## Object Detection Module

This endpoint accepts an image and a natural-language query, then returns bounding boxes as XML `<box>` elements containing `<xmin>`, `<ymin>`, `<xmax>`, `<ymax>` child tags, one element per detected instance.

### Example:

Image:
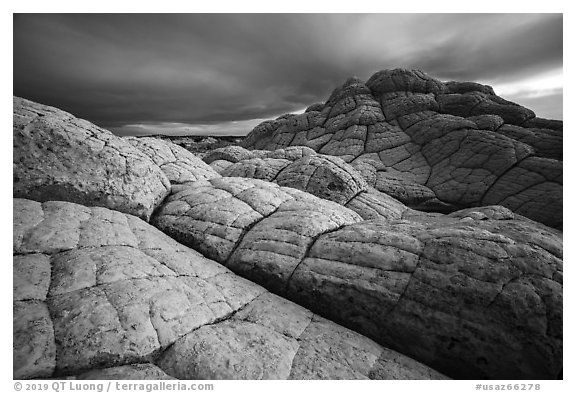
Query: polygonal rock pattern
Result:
<box><xmin>13</xmin><ymin>198</ymin><xmax>446</xmax><ymax>380</ymax></box>
<box><xmin>152</xmin><ymin>177</ymin><xmax>363</xmax><ymax>270</ymax></box>
<box><xmin>344</xmin><ymin>188</ymin><xmax>408</xmax><ymax>221</ymax></box>
<box><xmin>481</xmin><ymin>157</ymin><xmax>562</xmax><ymax>226</ymax></box>
<box><xmin>151</xmin><ymin>174</ymin><xmax>561</xmax><ymax>379</ymax></box>
<box><xmin>206</xmin><ymin>146</ymin><xmax>413</xmax><ymax>221</ymax></box>
<box><xmin>494</xmin><ymin>125</ymin><xmax>562</xmax><ymax>161</ymax></box>
<box><xmin>220</xmin><ymin>158</ymin><xmax>292</xmax><ymax>183</ymax></box>
<box><xmin>13</xmin><ymin>87</ymin><xmax>562</xmax><ymax>382</ymax></box>
<box><xmin>287</xmin><ymin>213</ymin><xmax>562</xmax><ymax>379</ymax></box>
<box><xmin>127</xmin><ymin>137</ymin><xmax>220</xmax><ymax>185</ymax></box>
<box><xmin>271</xmin><ymin>155</ymin><xmax>369</xmax><ymax>205</ymax></box>
<box><xmin>13</xmin><ymin>97</ymin><xmax>170</xmax><ymax>221</ymax></box>
<box><xmin>203</xmin><ymin>145</ymin><xmax>316</xmax><ymax>165</ymax></box>
<box><xmin>213</xmin><ymin>152</ymin><xmax>368</xmax><ymax>204</ymax></box>
<box><xmin>202</xmin><ymin>145</ymin><xmax>257</xmax><ymax>164</ymax></box>
<box><xmin>158</xmin><ymin>292</ymin><xmax>446</xmax><ymax>380</ymax></box>
<box><xmin>241</xmin><ymin>69</ymin><xmax>562</xmax><ymax>228</ymax></box>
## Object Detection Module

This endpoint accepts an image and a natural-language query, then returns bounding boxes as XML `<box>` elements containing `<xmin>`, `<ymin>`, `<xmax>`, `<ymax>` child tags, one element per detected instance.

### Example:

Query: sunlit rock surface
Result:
<box><xmin>13</xmin><ymin>97</ymin><xmax>170</xmax><ymax>221</ymax></box>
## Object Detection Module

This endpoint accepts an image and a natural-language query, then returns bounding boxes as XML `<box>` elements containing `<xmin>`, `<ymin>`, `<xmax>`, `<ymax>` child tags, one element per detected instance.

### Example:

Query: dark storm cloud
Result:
<box><xmin>397</xmin><ymin>14</ymin><xmax>563</xmax><ymax>83</ymax></box>
<box><xmin>13</xmin><ymin>13</ymin><xmax>562</xmax><ymax>134</ymax></box>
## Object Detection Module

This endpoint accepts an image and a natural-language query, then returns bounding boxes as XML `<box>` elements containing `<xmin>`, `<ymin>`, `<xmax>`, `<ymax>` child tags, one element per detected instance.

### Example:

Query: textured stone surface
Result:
<box><xmin>203</xmin><ymin>145</ymin><xmax>257</xmax><ymax>164</ymax></box>
<box><xmin>151</xmin><ymin>177</ymin><xmax>562</xmax><ymax>379</ymax></box>
<box><xmin>14</xmin><ymin>300</ymin><xmax>56</xmax><ymax>379</ymax></box>
<box><xmin>494</xmin><ymin>125</ymin><xmax>562</xmax><ymax>161</ymax></box>
<box><xmin>206</xmin><ymin>147</ymin><xmax>410</xmax><ymax>221</ymax></box>
<box><xmin>241</xmin><ymin>69</ymin><xmax>562</xmax><ymax>228</ymax></box>
<box><xmin>128</xmin><ymin>137</ymin><xmax>220</xmax><ymax>185</ymax></box>
<box><xmin>220</xmin><ymin>158</ymin><xmax>292</xmax><ymax>182</ymax></box>
<box><xmin>345</xmin><ymin>188</ymin><xmax>408</xmax><ymax>220</ymax></box>
<box><xmin>274</xmin><ymin>155</ymin><xmax>368</xmax><ymax>205</ymax></box>
<box><xmin>62</xmin><ymin>364</ymin><xmax>176</xmax><ymax>380</ymax></box>
<box><xmin>158</xmin><ymin>292</ymin><xmax>447</xmax><ymax>380</ymax></box>
<box><xmin>13</xmin><ymin>84</ymin><xmax>562</xmax><ymax>381</ymax></box>
<box><xmin>13</xmin><ymin>97</ymin><xmax>170</xmax><ymax>221</ymax></box>
<box><xmin>287</xmin><ymin>215</ymin><xmax>562</xmax><ymax>379</ymax></box>
<box><xmin>152</xmin><ymin>177</ymin><xmax>363</xmax><ymax>267</ymax></box>
<box><xmin>14</xmin><ymin>198</ymin><xmax>443</xmax><ymax>380</ymax></box>
<box><xmin>482</xmin><ymin>157</ymin><xmax>562</xmax><ymax>228</ymax></box>
<box><xmin>204</xmin><ymin>145</ymin><xmax>316</xmax><ymax>165</ymax></box>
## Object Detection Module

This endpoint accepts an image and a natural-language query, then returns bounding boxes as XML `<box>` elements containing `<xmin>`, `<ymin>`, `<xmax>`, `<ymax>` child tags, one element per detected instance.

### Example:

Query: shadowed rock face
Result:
<box><xmin>241</xmin><ymin>69</ymin><xmax>562</xmax><ymax>229</ymax></box>
<box><xmin>13</xmin><ymin>78</ymin><xmax>562</xmax><ymax>381</ymax></box>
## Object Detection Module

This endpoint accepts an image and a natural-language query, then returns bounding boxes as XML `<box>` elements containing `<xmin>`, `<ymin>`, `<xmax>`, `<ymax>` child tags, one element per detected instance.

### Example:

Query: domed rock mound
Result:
<box><xmin>126</xmin><ymin>137</ymin><xmax>221</xmax><ymax>185</ymax></box>
<box><xmin>241</xmin><ymin>69</ymin><xmax>562</xmax><ymax>229</ymax></box>
<box><xmin>203</xmin><ymin>145</ymin><xmax>439</xmax><ymax>221</ymax></box>
<box><xmin>13</xmin><ymin>97</ymin><xmax>171</xmax><ymax>221</ymax></box>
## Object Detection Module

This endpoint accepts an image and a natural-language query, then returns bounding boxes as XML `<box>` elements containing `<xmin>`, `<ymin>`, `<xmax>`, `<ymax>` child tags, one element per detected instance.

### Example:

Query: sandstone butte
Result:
<box><xmin>13</xmin><ymin>68</ymin><xmax>562</xmax><ymax>380</ymax></box>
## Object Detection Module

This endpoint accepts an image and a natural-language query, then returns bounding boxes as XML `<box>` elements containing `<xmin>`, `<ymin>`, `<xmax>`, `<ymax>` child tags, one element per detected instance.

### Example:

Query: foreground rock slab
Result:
<box><xmin>13</xmin><ymin>198</ymin><xmax>446</xmax><ymax>380</ymax></box>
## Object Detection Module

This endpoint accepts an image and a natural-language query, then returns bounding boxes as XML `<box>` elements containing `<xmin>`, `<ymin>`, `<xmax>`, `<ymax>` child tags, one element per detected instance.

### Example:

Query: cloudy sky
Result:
<box><xmin>13</xmin><ymin>14</ymin><xmax>562</xmax><ymax>136</ymax></box>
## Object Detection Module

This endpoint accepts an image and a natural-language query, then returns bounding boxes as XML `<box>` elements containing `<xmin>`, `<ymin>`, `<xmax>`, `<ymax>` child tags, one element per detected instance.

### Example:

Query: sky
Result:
<box><xmin>13</xmin><ymin>13</ymin><xmax>563</xmax><ymax>136</ymax></box>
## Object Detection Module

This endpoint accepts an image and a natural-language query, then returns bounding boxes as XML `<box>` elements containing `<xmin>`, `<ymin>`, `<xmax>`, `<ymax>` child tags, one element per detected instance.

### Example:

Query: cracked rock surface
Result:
<box><xmin>13</xmin><ymin>87</ymin><xmax>562</xmax><ymax>381</ymax></box>
<box><xmin>13</xmin><ymin>198</ymin><xmax>446</xmax><ymax>380</ymax></box>
<box><xmin>127</xmin><ymin>137</ymin><xmax>220</xmax><ymax>185</ymax></box>
<box><xmin>152</xmin><ymin>177</ymin><xmax>363</xmax><ymax>270</ymax></box>
<box><xmin>13</xmin><ymin>97</ymin><xmax>170</xmax><ymax>221</ymax></box>
<box><xmin>153</xmin><ymin>174</ymin><xmax>562</xmax><ymax>379</ymax></box>
<box><xmin>205</xmin><ymin>145</ymin><xmax>409</xmax><ymax>221</ymax></box>
<box><xmin>241</xmin><ymin>69</ymin><xmax>562</xmax><ymax>228</ymax></box>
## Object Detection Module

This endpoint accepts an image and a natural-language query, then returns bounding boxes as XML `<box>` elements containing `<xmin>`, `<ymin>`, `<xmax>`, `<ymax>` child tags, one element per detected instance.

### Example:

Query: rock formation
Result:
<box><xmin>12</xmin><ymin>68</ymin><xmax>562</xmax><ymax>380</ymax></box>
<box><xmin>14</xmin><ymin>198</ymin><xmax>448</xmax><ymax>380</ymax></box>
<box><xmin>241</xmin><ymin>69</ymin><xmax>562</xmax><ymax>229</ymax></box>
<box><xmin>14</xmin><ymin>98</ymin><xmax>170</xmax><ymax>221</ymax></box>
<box><xmin>154</xmin><ymin>177</ymin><xmax>562</xmax><ymax>379</ymax></box>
